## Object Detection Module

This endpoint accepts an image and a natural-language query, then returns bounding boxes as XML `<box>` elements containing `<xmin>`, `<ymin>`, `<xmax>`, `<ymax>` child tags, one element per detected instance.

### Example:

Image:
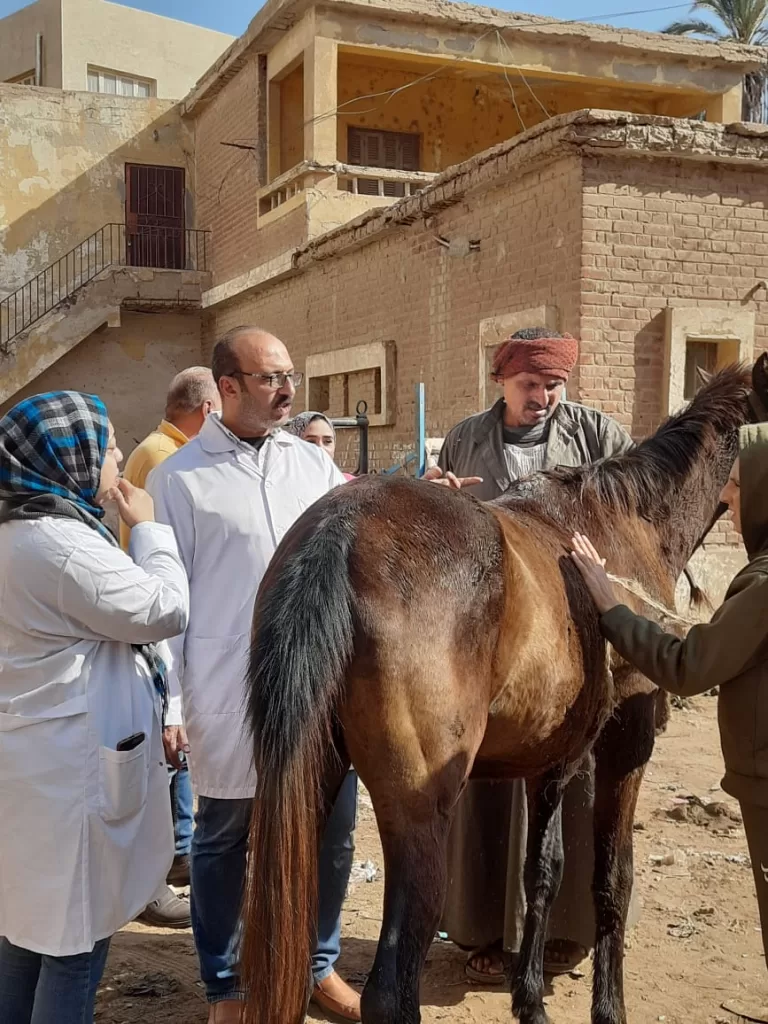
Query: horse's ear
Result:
<box><xmin>696</xmin><ymin>365</ymin><xmax>714</xmax><ymax>387</ymax></box>
<box><xmin>753</xmin><ymin>351</ymin><xmax>768</xmax><ymax>405</ymax></box>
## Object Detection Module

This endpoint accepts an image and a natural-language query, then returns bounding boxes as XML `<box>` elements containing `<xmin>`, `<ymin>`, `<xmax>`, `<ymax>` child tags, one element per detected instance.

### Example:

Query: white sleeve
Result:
<box><xmin>58</xmin><ymin>522</ymin><xmax>189</xmax><ymax>644</ymax></box>
<box><xmin>147</xmin><ymin>467</ymin><xmax>196</xmax><ymax>722</ymax></box>
<box><xmin>329</xmin><ymin>461</ymin><xmax>346</xmax><ymax>490</ymax></box>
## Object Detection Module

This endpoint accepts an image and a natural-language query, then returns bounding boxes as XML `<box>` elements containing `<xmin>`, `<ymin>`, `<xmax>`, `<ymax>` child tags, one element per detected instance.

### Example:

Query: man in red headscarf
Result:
<box><xmin>437</xmin><ymin>326</ymin><xmax>636</xmax><ymax>982</ymax></box>
<box><xmin>437</xmin><ymin>326</ymin><xmax>632</xmax><ymax>501</ymax></box>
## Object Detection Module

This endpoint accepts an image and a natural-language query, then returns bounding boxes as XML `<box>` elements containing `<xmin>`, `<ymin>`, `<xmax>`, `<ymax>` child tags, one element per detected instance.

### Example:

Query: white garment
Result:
<box><xmin>0</xmin><ymin>519</ymin><xmax>189</xmax><ymax>956</ymax></box>
<box><xmin>147</xmin><ymin>414</ymin><xmax>345</xmax><ymax>800</ymax></box>
<box><xmin>503</xmin><ymin>441</ymin><xmax>548</xmax><ymax>480</ymax></box>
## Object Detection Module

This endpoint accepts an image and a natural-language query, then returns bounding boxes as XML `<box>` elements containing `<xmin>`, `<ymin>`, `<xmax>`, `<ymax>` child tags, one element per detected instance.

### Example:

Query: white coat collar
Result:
<box><xmin>198</xmin><ymin>413</ymin><xmax>295</xmax><ymax>455</ymax></box>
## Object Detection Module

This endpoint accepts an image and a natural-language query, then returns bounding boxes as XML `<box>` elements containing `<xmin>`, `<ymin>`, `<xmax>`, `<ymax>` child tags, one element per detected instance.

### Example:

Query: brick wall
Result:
<box><xmin>204</xmin><ymin>155</ymin><xmax>584</xmax><ymax>472</ymax></box>
<box><xmin>198</xmin><ymin>113</ymin><xmax>768</xmax><ymax>553</ymax></box>
<box><xmin>195</xmin><ymin>59</ymin><xmax>266</xmax><ymax>286</ymax></box>
<box><xmin>580</xmin><ymin>153</ymin><xmax>768</xmax><ymax>546</ymax></box>
<box><xmin>195</xmin><ymin>57</ymin><xmax>309</xmax><ymax>288</ymax></box>
<box><xmin>580</xmin><ymin>154</ymin><xmax>768</xmax><ymax>438</ymax></box>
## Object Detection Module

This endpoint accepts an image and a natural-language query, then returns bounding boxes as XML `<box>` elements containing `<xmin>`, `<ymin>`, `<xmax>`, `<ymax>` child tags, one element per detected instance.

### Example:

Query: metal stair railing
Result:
<box><xmin>0</xmin><ymin>223</ymin><xmax>211</xmax><ymax>353</ymax></box>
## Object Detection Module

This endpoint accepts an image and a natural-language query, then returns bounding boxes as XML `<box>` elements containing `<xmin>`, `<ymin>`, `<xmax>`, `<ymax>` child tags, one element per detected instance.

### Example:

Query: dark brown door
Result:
<box><xmin>125</xmin><ymin>164</ymin><xmax>185</xmax><ymax>269</ymax></box>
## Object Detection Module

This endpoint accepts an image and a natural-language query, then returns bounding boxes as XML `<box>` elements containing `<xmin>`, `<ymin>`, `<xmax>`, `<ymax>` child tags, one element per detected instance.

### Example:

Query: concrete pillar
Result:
<box><xmin>303</xmin><ymin>37</ymin><xmax>338</xmax><ymax>165</ymax></box>
<box><xmin>706</xmin><ymin>82</ymin><xmax>743</xmax><ymax>124</ymax></box>
<box><xmin>268</xmin><ymin>80</ymin><xmax>281</xmax><ymax>181</ymax></box>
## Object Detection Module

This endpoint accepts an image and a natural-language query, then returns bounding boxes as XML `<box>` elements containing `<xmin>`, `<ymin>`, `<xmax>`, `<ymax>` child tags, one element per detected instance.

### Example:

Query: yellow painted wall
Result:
<box><xmin>0</xmin><ymin>85</ymin><xmax>193</xmax><ymax>298</ymax></box>
<box><xmin>0</xmin><ymin>0</ymin><xmax>63</xmax><ymax>87</ymax></box>
<box><xmin>0</xmin><ymin>0</ymin><xmax>232</xmax><ymax>99</ymax></box>
<box><xmin>334</xmin><ymin>58</ymin><xmax>692</xmax><ymax>172</ymax></box>
<box><xmin>0</xmin><ymin>310</ymin><xmax>203</xmax><ymax>464</ymax></box>
<box><xmin>280</xmin><ymin>63</ymin><xmax>305</xmax><ymax>174</ymax></box>
<box><xmin>60</xmin><ymin>0</ymin><xmax>233</xmax><ymax>99</ymax></box>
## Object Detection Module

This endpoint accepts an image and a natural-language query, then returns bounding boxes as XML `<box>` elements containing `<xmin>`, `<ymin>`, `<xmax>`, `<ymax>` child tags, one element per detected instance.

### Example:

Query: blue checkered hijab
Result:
<box><xmin>0</xmin><ymin>391</ymin><xmax>169</xmax><ymax>719</ymax></box>
<box><xmin>0</xmin><ymin>391</ymin><xmax>110</xmax><ymax>534</ymax></box>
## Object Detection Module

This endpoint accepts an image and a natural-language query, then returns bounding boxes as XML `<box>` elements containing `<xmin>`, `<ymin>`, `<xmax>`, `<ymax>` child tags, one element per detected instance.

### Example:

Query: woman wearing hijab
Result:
<box><xmin>286</xmin><ymin>411</ymin><xmax>356</xmax><ymax>480</ymax></box>
<box><xmin>0</xmin><ymin>391</ymin><xmax>189</xmax><ymax>1024</ymax></box>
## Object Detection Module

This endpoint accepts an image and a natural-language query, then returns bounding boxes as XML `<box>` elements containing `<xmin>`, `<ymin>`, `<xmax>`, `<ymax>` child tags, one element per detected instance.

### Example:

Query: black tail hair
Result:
<box><xmin>242</xmin><ymin>506</ymin><xmax>356</xmax><ymax>1024</ymax></box>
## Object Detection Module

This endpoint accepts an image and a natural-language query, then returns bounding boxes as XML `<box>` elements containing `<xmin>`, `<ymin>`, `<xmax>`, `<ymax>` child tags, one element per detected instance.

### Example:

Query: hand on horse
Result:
<box><xmin>424</xmin><ymin>467</ymin><xmax>483</xmax><ymax>490</ymax></box>
<box><xmin>571</xmin><ymin>533</ymin><xmax>620</xmax><ymax>615</ymax></box>
<box><xmin>163</xmin><ymin>724</ymin><xmax>191</xmax><ymax>769</ymax></box>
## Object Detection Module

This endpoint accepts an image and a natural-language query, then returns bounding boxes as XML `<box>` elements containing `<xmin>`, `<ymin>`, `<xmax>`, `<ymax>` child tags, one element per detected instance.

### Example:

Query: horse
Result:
<box><xmin>241</xmin><ymin>359</ymin><xmax>765</xmax><ymax>1024</ymax></box>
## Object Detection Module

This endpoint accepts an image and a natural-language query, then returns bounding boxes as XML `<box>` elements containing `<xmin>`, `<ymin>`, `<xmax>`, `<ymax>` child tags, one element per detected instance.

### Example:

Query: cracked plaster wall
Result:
<box><xmin>0</xmin><ymin>85</ymin><xmax>192</xmax><ymax>300</ymax></box>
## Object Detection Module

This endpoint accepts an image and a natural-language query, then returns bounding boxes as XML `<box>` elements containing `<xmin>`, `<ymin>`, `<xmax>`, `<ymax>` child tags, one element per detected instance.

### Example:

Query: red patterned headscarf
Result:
<box><xmin>491</xmin><ymin>332</ymin><xmax>579</xmax><ymax>382</ymax></box>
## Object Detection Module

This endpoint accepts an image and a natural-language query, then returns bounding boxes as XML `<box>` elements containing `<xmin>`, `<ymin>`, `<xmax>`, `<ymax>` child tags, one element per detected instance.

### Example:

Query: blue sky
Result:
<box><xmin>0</xmin><ymin>0</ymin><xmax>699</xmax><ymax>37</ymax></box>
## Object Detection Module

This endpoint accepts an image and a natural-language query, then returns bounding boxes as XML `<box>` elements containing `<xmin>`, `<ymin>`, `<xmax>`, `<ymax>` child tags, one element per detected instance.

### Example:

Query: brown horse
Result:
<box><xmin>242</xmin><ymin>361</ymin><xmax>764</xmax><ymax>1024</ymax></box>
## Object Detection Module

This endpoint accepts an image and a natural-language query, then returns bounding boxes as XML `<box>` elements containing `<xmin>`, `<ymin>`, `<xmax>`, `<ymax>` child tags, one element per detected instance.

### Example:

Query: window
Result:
<box><xmin>663</xmin><ymin>307</ymin><xmax>754</xmax><ymax>415</ymax></box>
<box><xmin>348</xmin><ymin>127</ymin><xmax>420</xmax><ymax>171</ymax></box>
<box><xmin>305</xmin><ymin>341</ymin><xmax>396</xmax><ymax>427</ymax></box>
<box><xmin>8</xmin><ymin>71</ymin><xmax>35</xmax><ymax>85</ymax></box>
<box><xmin>87</xmin><ymin>66</ymin><xmax>154</xmax><ymax>98</ymax></box>
<box><xmin>683</xmin><ymin>340</ymin><xmax>718</xmax><ymax>401</ymax></box>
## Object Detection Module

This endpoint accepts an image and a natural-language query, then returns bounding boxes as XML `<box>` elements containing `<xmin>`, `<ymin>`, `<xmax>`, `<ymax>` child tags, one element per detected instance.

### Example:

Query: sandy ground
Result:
<box><xmin>96</xmin><ymin>695</ymin><xmax>768</xmax><ymax>1024</ymax></box>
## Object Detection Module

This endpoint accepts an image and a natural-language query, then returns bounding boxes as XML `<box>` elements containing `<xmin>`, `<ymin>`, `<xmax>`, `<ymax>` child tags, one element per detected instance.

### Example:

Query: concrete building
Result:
<box><xmin>0</xmin><ymin>0</ymin><xmax>233</xmax><ymax>98</ymax></box>
<box><xmin>2</xmin><ymin>0</ymin><xmax>767</xmax><ymax>574</ymax></box>
<box><xmin>0</xmin><ymin>84</ymin><xmax>209</xmax><ymax>455</ymax></box>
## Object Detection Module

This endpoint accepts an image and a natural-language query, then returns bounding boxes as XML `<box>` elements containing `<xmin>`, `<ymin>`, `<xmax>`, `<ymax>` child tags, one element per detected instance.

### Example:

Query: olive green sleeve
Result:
<box><xmin>600</xmin><ymin>571</ymin><xmax>768</xmax><ymax>697</ymax></box>
<box><xmin>599</xmin><ymin>416</ymin><xmax>635</xmax><ymax>458</ymax></box>
<box><xmin>438</xmin><ymin>429</ymin><xmax>455</xmax><ymax>473</ymax></box>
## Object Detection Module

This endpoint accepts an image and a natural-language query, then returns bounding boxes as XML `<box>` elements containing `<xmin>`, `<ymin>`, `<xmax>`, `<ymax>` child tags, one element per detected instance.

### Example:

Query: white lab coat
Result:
<box><xmin>148</xmin><ymin>413</ymin><xmax>345</xmax><ymax>800</ymax></box>
<box><xmin>0</xmin><ymin>517</ymin><xmax>189</xmax><ymax>956</ymax></box>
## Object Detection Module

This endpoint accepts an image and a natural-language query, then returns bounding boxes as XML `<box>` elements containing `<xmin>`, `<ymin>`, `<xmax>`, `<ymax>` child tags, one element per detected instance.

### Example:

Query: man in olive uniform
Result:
<box><xmin>438</xmin><ymin>326</ymin><xmax>636</xmax><ymax>982</ymax></box>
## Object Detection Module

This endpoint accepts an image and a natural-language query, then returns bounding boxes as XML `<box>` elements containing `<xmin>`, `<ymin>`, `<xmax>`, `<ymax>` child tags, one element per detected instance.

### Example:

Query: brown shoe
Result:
<box><xmin>167</xmin><ymin>853</ymin><xmax>191</xmax><ymax>887</ymax></box>
<box><xmin>206</xmin><ymin>999</ymin><xmax>243</xmax><ymax>1023</ymax></box>
<box><xmin>311</xmin><ymin>971</ymin><xmax>362</xmax><ymax>1022</ymax></box>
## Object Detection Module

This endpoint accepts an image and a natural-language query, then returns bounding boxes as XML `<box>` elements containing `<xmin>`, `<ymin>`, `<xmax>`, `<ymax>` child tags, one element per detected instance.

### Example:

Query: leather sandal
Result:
<box><xmin>311</xmin><ymin>971</ymin><xmax>362</xmax><ymax>1022</ymax></box>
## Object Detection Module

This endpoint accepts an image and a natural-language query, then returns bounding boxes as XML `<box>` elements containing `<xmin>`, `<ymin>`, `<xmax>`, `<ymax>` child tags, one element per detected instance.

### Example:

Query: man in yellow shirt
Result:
<box><xmin>123</xmin><ymin>366</ymin><xmax>220</xmax><ymax>929</ymax></box>
<box><xmin>120</xmin><ymin>367</ymin><xmax>220</xmax><ymax>548</ymax></box>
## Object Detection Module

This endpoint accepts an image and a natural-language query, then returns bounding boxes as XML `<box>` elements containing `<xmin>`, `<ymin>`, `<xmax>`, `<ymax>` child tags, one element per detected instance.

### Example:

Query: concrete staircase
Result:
<box><xmin>0</xmin><ymin>265</ymin><xmax>211</xmax><ymax>404</ymax></box>
<box><xmin>0</xmin><ymin>223</ymin><xmax>211</xmax><ymax>403</ymax></box>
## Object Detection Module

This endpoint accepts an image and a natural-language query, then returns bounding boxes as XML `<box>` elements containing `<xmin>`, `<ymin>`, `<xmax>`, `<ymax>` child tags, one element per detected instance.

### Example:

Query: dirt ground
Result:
<box><xmin>97</xmin><ymin>695</ymin><xmax>768</xmax><ymax>1024</ymax></box>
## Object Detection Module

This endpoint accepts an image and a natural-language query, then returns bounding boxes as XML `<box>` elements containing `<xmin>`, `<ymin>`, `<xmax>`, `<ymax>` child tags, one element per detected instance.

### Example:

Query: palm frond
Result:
<box><xmin>685</xmin><ymin>0</ymin><xmax>768</xmax><ymax>42</ymax></box>
<box><xmin>663</xmin><ymin>17</ymin><xmax>726</xmax><ymax>36</ymax></box>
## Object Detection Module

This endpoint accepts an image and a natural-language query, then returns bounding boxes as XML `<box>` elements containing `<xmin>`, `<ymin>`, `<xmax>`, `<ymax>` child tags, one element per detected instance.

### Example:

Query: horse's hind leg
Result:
<box><xmin>591</xmin><ymin>690</ymin><xmax>655</xmax><ymax>1024</ymax></box>
<box><xmin>512</xmin><ymin>769</ymin><xmax>567</xmax><ymax>1024</ymax></box>
<box><xmin>349</xmin><ymin>673</ymin><xmax>486</xmax><ymax>1024</ymax></box>
<box><xmin>362</xmin><ymin>798</ymin><xmax>455</xmax><ymax>1024</ymax></box>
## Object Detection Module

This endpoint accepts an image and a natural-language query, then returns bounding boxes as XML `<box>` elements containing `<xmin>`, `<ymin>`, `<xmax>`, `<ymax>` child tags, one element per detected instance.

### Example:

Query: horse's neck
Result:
<box><xmin>654</xmin><ymin>470</ymin><xmax>725</xmax><ymax>579</ymax></box>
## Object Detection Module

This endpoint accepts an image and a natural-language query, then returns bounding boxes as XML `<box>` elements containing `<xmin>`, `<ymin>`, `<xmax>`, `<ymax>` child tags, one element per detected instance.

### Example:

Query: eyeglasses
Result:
<box><xmin>233</xmin><ymin>370</ymin><xmax>304</xmax><ymax>389</ymax></box>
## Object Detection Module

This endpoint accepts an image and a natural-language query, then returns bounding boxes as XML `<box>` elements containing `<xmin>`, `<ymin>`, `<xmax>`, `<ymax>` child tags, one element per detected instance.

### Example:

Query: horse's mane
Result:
<box><xmin>551</xmin><ymin>365</ymin><xmax>751</xmax><ymax>519</ymax></box>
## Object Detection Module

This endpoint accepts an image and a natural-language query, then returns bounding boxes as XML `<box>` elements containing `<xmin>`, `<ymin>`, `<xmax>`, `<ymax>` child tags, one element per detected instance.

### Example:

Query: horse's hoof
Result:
<box><xmin>513</xmin><ymin>1005</ymin><xmax>550</xmax><ymax>1024</ymax></box>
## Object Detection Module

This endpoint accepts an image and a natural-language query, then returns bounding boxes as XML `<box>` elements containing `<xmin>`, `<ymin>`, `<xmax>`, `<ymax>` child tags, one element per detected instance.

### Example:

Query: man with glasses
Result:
<box><xmin>148</xmin><ymin>326</ymin><xmax>361</xmax><ymax>1024</ymax></box>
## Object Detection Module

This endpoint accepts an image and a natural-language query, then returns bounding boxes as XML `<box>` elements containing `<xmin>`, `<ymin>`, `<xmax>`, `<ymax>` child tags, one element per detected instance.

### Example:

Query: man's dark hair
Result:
<box><xmin>211</xmin><ymin>326</ymin><xmax>252</xmax><ymax>384</ymax></box>
<box><xmin>510</xmin><ymin>327</ymin><xmax>563</xmax><ymax>341</ymax></box>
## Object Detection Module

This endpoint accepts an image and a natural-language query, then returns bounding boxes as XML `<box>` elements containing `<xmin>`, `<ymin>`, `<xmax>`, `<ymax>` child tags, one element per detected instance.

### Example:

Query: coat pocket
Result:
<box><xmin>99</xmin><ymin>738</ymin><xmax>148</xmax><ymax>822</ymax></box>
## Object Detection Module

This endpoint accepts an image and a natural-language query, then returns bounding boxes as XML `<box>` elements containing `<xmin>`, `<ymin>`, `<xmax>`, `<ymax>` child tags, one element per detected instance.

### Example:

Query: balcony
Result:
<box><xmin>257</xmin><ymin>160</ymin><xmax>437</xmax><ymax>230</ymax></box>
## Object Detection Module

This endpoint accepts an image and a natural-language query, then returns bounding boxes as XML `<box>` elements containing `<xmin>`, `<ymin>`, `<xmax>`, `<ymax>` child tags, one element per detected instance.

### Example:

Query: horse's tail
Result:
<box><xmin>241</xmin><ymin>505</ymin><xmax>356</xmax><ymax>1024</ymax></box>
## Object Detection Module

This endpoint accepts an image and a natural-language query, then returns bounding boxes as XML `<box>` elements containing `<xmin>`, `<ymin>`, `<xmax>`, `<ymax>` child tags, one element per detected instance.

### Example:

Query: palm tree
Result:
<box><xmin>664</xmin><ymin>0</ymin><xmax>768</xmax><ymax>121</ymax></box>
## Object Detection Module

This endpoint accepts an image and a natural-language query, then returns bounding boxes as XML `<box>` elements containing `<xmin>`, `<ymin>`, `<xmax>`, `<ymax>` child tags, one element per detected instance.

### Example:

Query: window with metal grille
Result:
<box><xmin>348</xmin><ymin>127</ymin><xmax>420</xmax><ymax>172</ymax></box>
<box><xmin>87</xmin><ymin>65</ymin><xmax>155</xmax><ymax>98</ymax></box>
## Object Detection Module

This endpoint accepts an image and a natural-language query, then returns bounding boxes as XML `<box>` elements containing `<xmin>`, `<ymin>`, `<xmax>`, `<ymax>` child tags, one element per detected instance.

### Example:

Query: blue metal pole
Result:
<box><xmin>415</xmin><ymin>382</ymin><xmax>426</xmax><ymax>478</ymax></box>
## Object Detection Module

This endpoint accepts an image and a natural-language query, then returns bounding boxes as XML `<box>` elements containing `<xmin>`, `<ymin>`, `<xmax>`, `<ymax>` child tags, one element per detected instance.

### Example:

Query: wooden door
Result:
<box><xmin>125</xmin><ymin>164</ymin><xmax>185</xmax><ymax>269</ymax></box>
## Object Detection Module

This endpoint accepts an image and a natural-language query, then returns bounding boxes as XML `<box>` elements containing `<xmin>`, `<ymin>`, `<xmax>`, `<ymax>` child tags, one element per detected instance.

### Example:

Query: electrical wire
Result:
<box><xmin>302</xmin><ymin>2</ymin><xmax>702</xmax><ymax>132</ymax></box>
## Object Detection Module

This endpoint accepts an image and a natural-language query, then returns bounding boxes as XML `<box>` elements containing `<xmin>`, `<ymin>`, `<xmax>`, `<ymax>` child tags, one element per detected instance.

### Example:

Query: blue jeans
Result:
<box><xmin>191</xmin><ymin>770</ymin><xmax>357</xmax><ymax>1002</ymax></box>
<box><xmin>170</xmin><ymin>765</ymin><xmax>194</xmax><ymax>857</ymax></box>
<box><xmin>0</xmin><ymin>936</ymin><xmax>110</xmax><ymax>1024</ymax></box>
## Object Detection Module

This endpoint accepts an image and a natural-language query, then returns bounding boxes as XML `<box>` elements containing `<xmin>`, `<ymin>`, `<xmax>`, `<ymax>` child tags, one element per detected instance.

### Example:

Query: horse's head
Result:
<box><xmin>698</xmin><ymin>352</ymin><xmax>768</xmax><ymax>423</ymax></box>
<box><xmin>750</xmin><ymin>352</ymin><xmax>768</xmax><ymax>422</ymax></box>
